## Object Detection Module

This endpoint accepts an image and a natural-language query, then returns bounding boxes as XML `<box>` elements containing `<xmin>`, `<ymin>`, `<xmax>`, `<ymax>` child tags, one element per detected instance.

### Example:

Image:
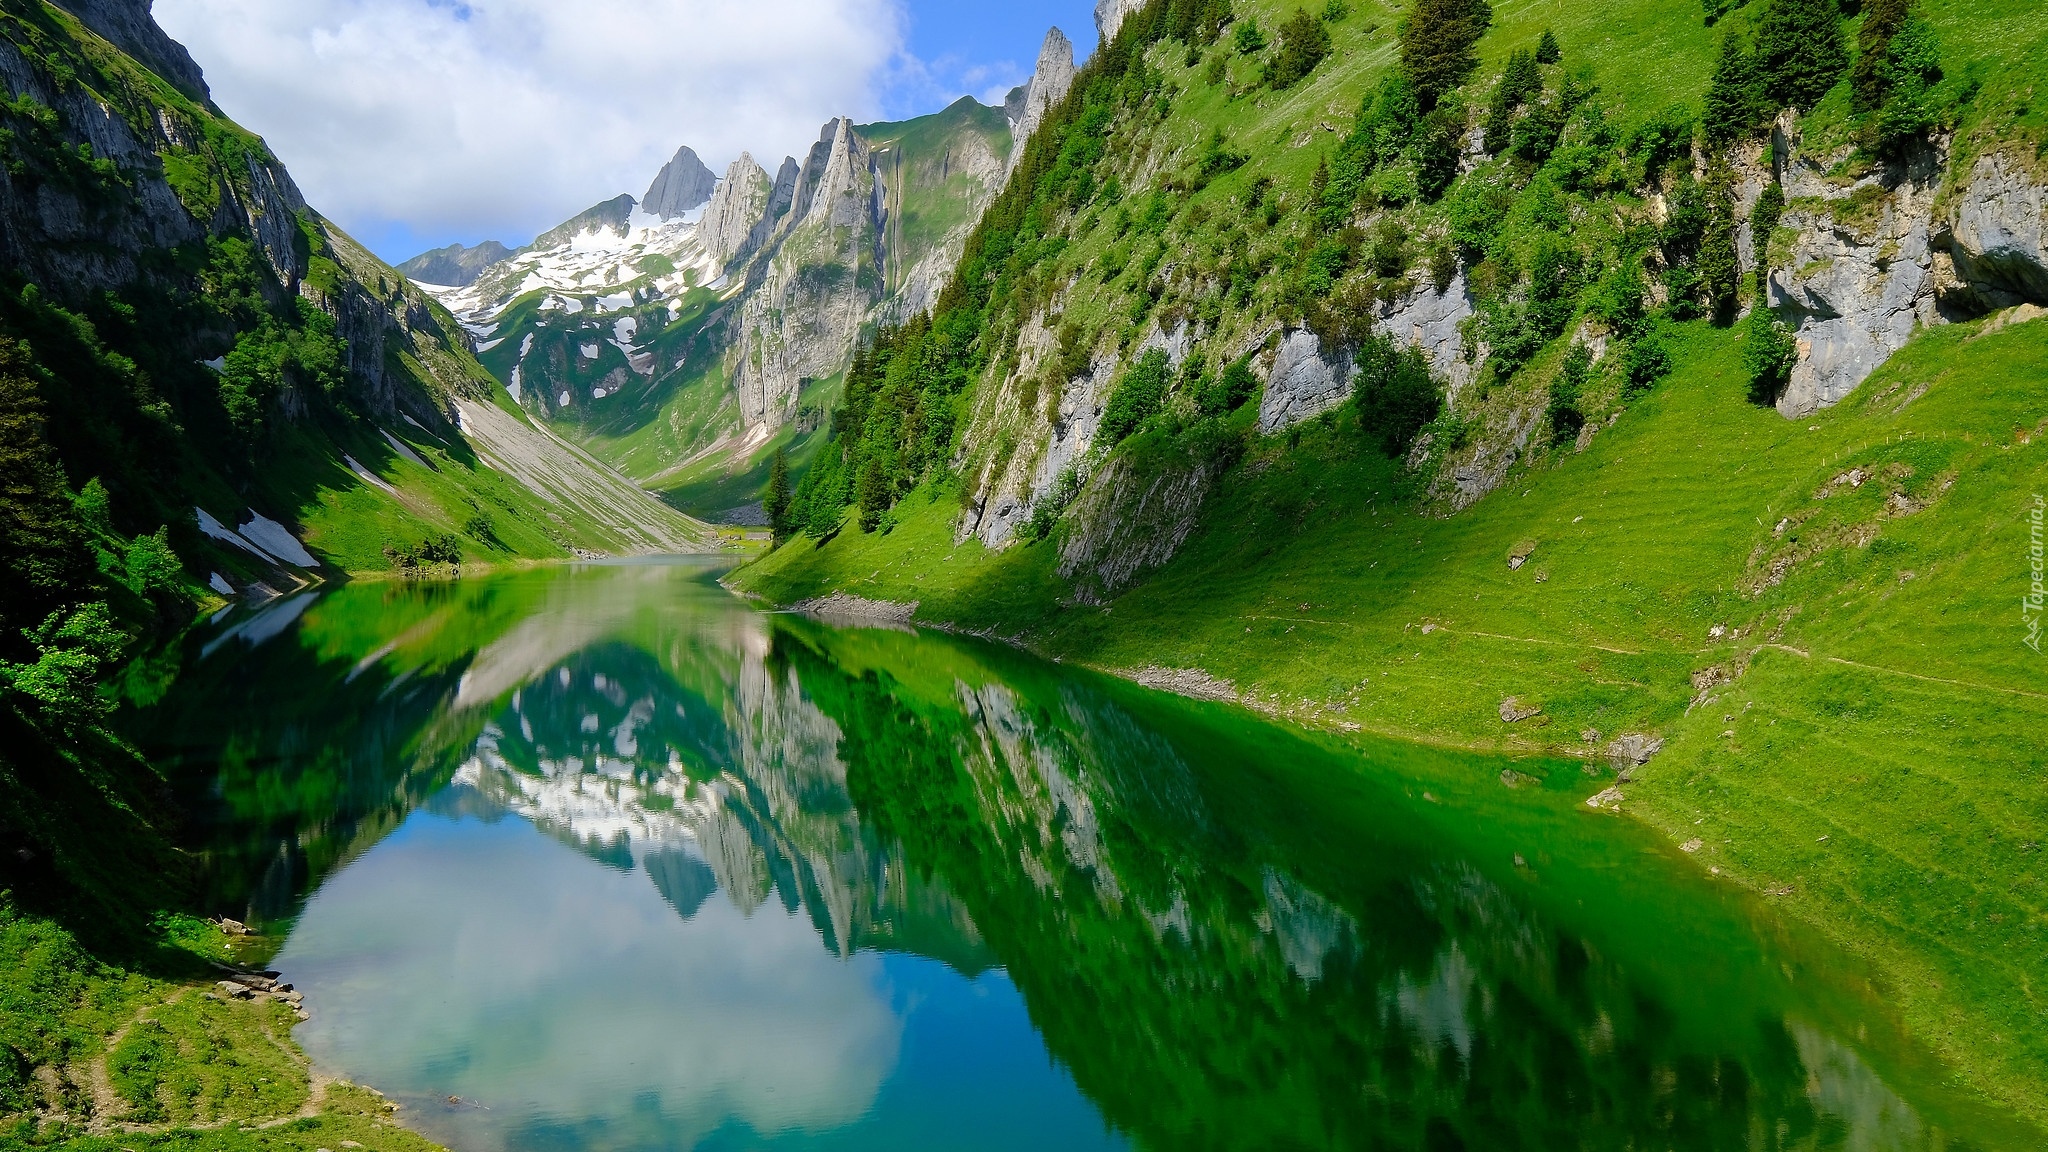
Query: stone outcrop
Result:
<box><xmin>1058</xmin><ymin>451</ymin><xmax>1216</xmax><ymax>602</ymax></box>
<box><xmin>1095</xmin><ymin>0</ymin><xmax>1146</xmax><ymax>43</ymax></box>
<box><xmin>1007</xmin><ymin>28</ymin><xmax>1077</xmax><ymax>170</ymax></box>
<box><xmin>642</xmin><ymin>145</ymin><xmax>718</xmax><ymax>218</ymax></box>
<box><xmin>1769</xmin><ymin>171</ymin><xmax>1942</xmax><ymax>417</ymax></box>
<box><xmin>698</xmin><ymin>153</ymin><xmax>772</xmax><ymax>266</ymax></box>
<box><xmin>1768</xmin><ymin>146</ymin><xmax>2048</xmax><ymax>417</ymax></box>
<box><xmin>726</xmin><ymin>106</ymin><xmax>1010</xmax><ymax>430</ymax></box>
<box><xmin>1258</xmin><ymin>330</ymin><xmax>1354</xmax><ymax>431</ymax></box>
<box><xmin>729</xmin><ymin>118</ymin><xmax>882</xmax><ymax>427</ymax></box>
<box><xmin>533</xmin><ymin>193</ymin><xmax>636</xmax><ymax>249</ymax></box>
<box><xmin>1381</xmin><ymin>273</ymin><xmax>1479</xmax><ymax>396</ymax></box>
<box><xmin>1943</xmin><ymin>152</ymin><xmax>2048</xmax><ymax>311</ymax></box>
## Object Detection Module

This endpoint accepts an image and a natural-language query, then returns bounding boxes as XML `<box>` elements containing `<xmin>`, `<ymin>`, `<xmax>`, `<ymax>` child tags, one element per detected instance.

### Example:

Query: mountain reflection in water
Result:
<box><xmin>138</xmin><ymin>560</ymin><xmax>2026</xmax><ymax>1152</ymax></box>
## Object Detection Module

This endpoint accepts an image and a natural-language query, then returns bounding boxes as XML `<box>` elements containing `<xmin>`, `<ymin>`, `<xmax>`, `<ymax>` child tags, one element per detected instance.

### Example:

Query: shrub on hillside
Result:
<box><xmin>1204</xmin><ymin>355</ymin><xmax>1260</xmax><ymax>415</ymax></box>
<box><xmin>1548</xmin><ymin>342</ymin><xmax>1592</xmax><ymax>440</ymax></box>
<box><xmin>122</xmin><ymin>527</ymin><xmax>180</xmax><ymax>604</ymax></box>
<box><xmin>1414</xmin><ymin>103</ymin><xmax>1467</xmax><ymax>202</ymax></box>
<box><xmin>1353</xmin><ymin>331</ymin><xmax>1442</xmax><ymax>456</ymax></box>
<box><xmin>0</xmin><ymin>602</ymin><xmax>124</xmax><ymax>730</ymax></box>
<box><xmin>1588</xmin><ymin>258</ymin><xmax>1647</xmax><ymax>337</ymax></box>
<box><xmin>1698</xmin><ymin>171</ymin><xmax>1741</xmax><ymax>322</ymax></box>
<box><xmin>1267</xmin><ymin>9</ymin><xmax>1333</xmax><ymax>89</ymax></box>
<box><xmin>1627</xmin><ymin>105</ymin><xmax>1696</xmax><ymax>184</ymax></box>
<box><xmin>1399</xmin><ymin>0</ymin><xmax>1494</xmax><ymax>111</ymax></box>
<box><xmin>1744</xmin><ymin>305</ymin><xmax>1798</xmax><ymax>404</ymax></box>
<box><xmin>1527</xmin><ymin>232</ymin><xmax>1585</xmax><ymax>337</ymax></box>
<box><xmin>1622</xmin><ymin>328</ymin><xmax>1672</xmax><ymax>396</ymax></box>
<box><xmin>764</xmin><ymin>448</ymin><xmax>793</xmax><ymax>541</ymax></box>
<box><xmin>1535</xmin><ymin>28</ymin><xmax>1561</xmax><ymax>65</ymax></box>
<box><xmin>1483</xmin><ymin>49</ymin><xmax>1542</xmax><ymax>154</ymax></box>
<box><xmin>1749</xmin><ymin>182</ymin><xmax>1785</xmax><ymax>294</ymax></box>
<box><xmin>1100</xmin><ymin>349</ymin><xmax>1172</xmax><ymax>447</ymax></box>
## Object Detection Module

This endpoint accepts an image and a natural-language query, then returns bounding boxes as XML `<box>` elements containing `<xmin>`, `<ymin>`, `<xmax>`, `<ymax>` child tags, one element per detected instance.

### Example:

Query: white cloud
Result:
<box><xmin>155</xmin><ymin>0</ymin><xmax>904</xmax><ymax>255</ymax></box>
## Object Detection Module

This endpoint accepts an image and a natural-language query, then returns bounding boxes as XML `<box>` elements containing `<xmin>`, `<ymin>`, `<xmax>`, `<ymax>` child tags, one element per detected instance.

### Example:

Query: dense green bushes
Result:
<box><xmin>1099</xmin><ymin>349</ymin><xmax>1172</xmax><ymax>447</ymax></box>
<box><xmin>1352</xmin><ymin>331</ymin><xmax>1442</xmax><ymax>455</ymax></box>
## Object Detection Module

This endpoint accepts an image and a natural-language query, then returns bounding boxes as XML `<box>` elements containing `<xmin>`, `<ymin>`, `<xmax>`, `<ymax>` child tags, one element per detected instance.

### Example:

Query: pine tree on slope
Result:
<box><xmin>1753</xmin><ymin>0</ymin><xmax>1848</xmax><ymax>111</ymax></box>
<box><xmin>1399</xmin><ymin>0</ymin><xmax>1495</xmax><ymax>111</ymax></box>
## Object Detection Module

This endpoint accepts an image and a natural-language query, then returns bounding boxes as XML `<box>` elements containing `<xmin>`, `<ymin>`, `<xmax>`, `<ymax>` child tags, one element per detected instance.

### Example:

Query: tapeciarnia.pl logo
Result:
<box><xmin>2028</xmin><ymin>494</ymin><xmax>2045</xmax><ymax>652</ymax></box>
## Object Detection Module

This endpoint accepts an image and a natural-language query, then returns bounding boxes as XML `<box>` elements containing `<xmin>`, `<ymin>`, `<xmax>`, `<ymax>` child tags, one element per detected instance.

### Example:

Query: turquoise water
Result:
<box><xmin>140</xmin><ymin>560</ymin><xmax>2034</xmax><ymax>1151</ymax></box>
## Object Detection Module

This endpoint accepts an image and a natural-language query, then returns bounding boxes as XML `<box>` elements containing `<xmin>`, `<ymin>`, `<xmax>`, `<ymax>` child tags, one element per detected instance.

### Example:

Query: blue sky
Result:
<box><xmin>156</xmin><ymin>0</ymin><xmax>1100</xmax><ymax>263</ymax></box>
<box><xmin>885</xmin><ymin>1</ymin><xmax>1097</xmax><ymax>118</ymax></box>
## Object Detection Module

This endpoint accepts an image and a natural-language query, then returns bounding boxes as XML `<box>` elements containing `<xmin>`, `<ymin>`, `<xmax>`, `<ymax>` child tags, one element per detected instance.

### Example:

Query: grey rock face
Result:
<box><xmin>51</xmin><ymin>0</ymin><xmax>207</xmax><ymax>97</ymax></box>
<box><xmin>1378</xmin><ymin>273</ymin><xmax>1478</xmax><ymax>398</ymax></box>
<box><xmin>1094</xmin><ymin>0</ymin><xmax>1145</xmax><ymax>43</ymax></box>
<box><xmin>1770</xmin><ymin>177</ymin><xmax>1941</xmax><ymax>418</ymax></box>
<box><xmin>0</xmin><ymin>28</ymin><xmax>300</xmax><ymax>296</ymax></box>
<box><xmin>699</xmin><ymin>152</ymin><xmax>772</xmax><ymax>267</ymax></box>
<box><xmin>730</xmin><ymin>119</ymin><xmax>880</xmax><ymax>428</ymax></box>
<box><xmin>1258</xmin><ymin>330</ymin><xmax>1353</xmax><ymax>431</ymax></box>
<box><xmin>1946</xmin><ymin>152</ymin><xmax>2048</xmax><ymax>310</ymax></box>
<box><xmin>397</xmin><ymin>240</ymin><xmax>515</xmax><ymax>288</ymax></box>
<box><xmin>1007</xmin><ymin>28</ymin><xmax>1076</xmax><ymax>170</ymax></box>
<box><xmin>643</xmin><ymin>145</ymin><xmax>718</xmax><ymax>218</ymax></box>
<box><xmin>1058</xmin><ymin>452</ymin><xmax>1215</xmax><ymax>603</ymax></box>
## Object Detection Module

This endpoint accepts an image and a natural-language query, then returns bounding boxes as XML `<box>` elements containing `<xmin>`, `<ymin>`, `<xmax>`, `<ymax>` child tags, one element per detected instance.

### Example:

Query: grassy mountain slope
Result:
<box><xmin>733</xmin><ymin>0</ymin><xmax>2048</xmax><ymax>1126</ymax></box>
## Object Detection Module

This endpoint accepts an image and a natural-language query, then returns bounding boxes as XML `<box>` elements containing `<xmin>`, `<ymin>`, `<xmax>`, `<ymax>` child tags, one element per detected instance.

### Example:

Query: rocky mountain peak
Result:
<box><xmin>51</xmin><ymin>0</ymin><xmax>208</xmax><ymax>98</ymax></box>
<box><xmin>397</xmin><ymin>240</ymin><xmax>517</xmax><ymax>288</ymax></box>
<box><xmin>1008</xmin><ymin>27</ymin><xmax>1076</xmax><ymax>170</ymax></box>
<box><xmin>643</xmin><ymin>145</ymin><xmax>718</xmax><ymax>219</ymax></box>
<box><xmin>532</xmin><ymin>194</ymin><xmax>638</xmax><ymax>250</ymax></box>
<box><xmin>699</xmin><ymin>152</ymin><xmax>773</xmax><ymax>266</ymax></box>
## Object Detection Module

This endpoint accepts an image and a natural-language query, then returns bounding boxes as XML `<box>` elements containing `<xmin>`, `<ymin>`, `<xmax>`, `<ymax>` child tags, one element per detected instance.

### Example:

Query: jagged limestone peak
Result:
<box><xmin>1009</xmin><ymin>27</ymin><xmax>1077</xmax><ymax>170</ymax></box>
<box><xmin>699</xmin><ymin>152</ymin><xmax>773</xmax><ymax>266</ymax></box>
<box><xmin>643</xmin><ymin>145</ymin><xmax>718</xmax><ymax>218</ymax></box>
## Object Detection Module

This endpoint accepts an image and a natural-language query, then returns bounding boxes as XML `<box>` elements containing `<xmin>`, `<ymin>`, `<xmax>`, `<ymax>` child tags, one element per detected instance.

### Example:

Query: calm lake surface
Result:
<box><xmin>138</xmin><ymin>560</ymin><xmax>2030</xmax><ymax>1151</ymax></box>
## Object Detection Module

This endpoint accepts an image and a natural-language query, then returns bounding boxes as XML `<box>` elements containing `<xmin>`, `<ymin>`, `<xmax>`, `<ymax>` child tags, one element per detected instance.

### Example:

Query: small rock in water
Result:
<box><xmin>1586</xmin><ymin>786</ymin><xmax>1625</xmax><ymax>810</ymax></box>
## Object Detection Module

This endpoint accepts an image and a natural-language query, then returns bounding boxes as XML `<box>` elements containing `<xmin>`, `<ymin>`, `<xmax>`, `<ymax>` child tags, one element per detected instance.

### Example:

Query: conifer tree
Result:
<box><xmin>1702</xmin><ymin>31</ymin><xmax>1767</xmax><ymax>146</ymax></box>
<box><xmin>1399</xmin><ymin>0</ymin><xmax>1495</xmax><ymax>111</ymax></box>
<box><xmin>1753</xmin><ymin>0</ymin><xmax>1848</xmax><ymax>111</ymax></box>
<box><xmin>764</xmin><ymin>447</ymin><xmax>792</xmax><ymax>540</ymax></box>
<box><xmin>1698</xmin><ymin>168</ymin><xmax>1741</xmax><ymax>322</ymax></box>
<box><xmin>1534</xmin><ymin>28</ymin><xmax>1561</xmax><ymax>65</ymax></box>
<box><xmin>1852</xmin><ymin>0</ymin><xmax>1910</xmax><ymax>113</ymax></box>
<box><xmin>1483</xmin><ymin>49</ymin><xmax>1542</xmax><ymax>153</ymax></box>
<box><xmin>1268</xmin><ymin>8</ymin><xmax>1333</xmax><ymax>89</ymax></box>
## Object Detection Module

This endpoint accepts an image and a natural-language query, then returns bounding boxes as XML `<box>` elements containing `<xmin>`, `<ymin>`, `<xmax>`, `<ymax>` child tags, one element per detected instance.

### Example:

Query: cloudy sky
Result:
<box><xmin>155</xmin><ymin>0</ymin><xmax>1097</xmax><ymax>263</ymax></box>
